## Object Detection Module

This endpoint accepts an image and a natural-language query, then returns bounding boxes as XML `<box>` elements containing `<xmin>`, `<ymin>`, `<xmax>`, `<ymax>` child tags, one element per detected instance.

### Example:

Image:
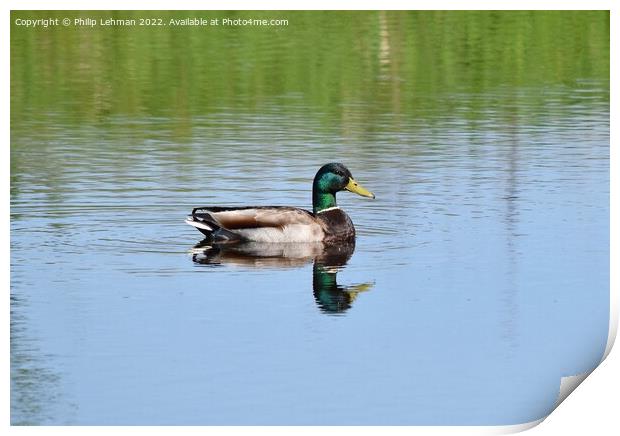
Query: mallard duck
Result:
<box><xmin>185</xmin><ymin>163</ymin><xmax>375</xmax><ymax>243</ymax></box>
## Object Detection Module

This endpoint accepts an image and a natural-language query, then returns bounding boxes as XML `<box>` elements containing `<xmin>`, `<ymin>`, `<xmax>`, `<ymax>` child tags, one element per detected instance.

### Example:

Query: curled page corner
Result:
<box><xmin>497</xmin><ymin>418</ymin><xmax>545</xmax><ymax>434</ymax></box>
<box><xmin>548</xmin><ymin>307</ymin><xmax>620</xmax><ymax>418</ymax></box>
<box><xmin>603</xmin><ymin>301</ymin><xmax>618</xmax><ymax>360</ymax></box>
<box><xmin>555</xmin><ymin>371</ymin><xmax>591</xmax><ymax>409</ymax></box>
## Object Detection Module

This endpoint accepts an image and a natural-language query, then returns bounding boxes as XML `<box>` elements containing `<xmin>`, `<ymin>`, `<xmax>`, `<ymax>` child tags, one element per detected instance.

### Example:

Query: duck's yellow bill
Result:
<box><xmin>345</xmin><ymin>178</ymin><xmax>375</xmax><ymax>199</ymax></box>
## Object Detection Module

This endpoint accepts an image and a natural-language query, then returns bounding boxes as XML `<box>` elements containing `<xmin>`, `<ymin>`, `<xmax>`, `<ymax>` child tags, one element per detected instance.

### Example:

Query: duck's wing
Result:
<box><xmin>208</xmin><ymin>206</ymin><xmax>316</xmax><ymax>229</ymax></box>
<box><xmin>186</xmin><ymin>206</ymin><xmax>325</xmax><ymax>243</ymax></box>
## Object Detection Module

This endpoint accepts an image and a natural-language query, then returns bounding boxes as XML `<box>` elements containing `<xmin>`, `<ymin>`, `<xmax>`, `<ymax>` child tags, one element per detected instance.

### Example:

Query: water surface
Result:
<box><xmin>10</xmin><ymin>11</ymin><xmax>609</xmax><ymax>425</ymax></box>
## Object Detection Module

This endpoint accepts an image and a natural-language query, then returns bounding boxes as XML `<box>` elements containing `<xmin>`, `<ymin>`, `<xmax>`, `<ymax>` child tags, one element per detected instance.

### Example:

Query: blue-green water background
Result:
<box><xmin>10</xmin><ymin>11</ymin><xmax>609</xmax><ymax>425</ymax></box>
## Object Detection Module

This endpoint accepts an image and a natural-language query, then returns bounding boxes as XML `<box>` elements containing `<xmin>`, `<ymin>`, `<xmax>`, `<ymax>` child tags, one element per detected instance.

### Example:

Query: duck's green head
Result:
<box><xmin>312</xmin><ymin>163</ymin><xmax>375</xmax><ymax>213</ymax></box>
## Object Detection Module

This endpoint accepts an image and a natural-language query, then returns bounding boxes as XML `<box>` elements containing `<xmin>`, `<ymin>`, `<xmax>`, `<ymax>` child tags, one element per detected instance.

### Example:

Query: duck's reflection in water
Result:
<box><xmin>190</xmin><ymin>240</ymin><xmax>373</xmax><ymax>314</ymax></box>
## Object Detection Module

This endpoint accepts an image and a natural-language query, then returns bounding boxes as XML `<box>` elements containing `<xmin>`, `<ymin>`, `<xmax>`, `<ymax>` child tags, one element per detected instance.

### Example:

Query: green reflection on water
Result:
<box><xmin>11</xmin><ymin>10</ymin><xmax>609</xmax><ymax>125</ymax></box>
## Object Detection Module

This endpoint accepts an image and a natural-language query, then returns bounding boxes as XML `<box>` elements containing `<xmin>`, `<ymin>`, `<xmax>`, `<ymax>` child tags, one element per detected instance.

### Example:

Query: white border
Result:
<box><xmin>3</xmin><ymin>1</ymin><xmax>616</xmax><ymax>435</ymax></box>
<box><xmin>2</xmin><ymin>1</ymin><xmax>617</xmax><ymax>11</ymax></box>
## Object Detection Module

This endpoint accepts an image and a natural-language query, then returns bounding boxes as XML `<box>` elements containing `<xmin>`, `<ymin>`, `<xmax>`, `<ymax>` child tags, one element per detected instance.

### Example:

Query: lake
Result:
<box><xmin>10</xmin><ymin>10</ymin><xmax>609</xmax><ymax>425</ymax></box>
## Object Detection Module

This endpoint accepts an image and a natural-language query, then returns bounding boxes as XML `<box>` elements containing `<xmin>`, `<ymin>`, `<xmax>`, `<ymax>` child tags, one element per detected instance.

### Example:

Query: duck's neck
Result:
<box><xmin>313</xmin><ymin>188</ymin><xmax>337</xmax><ymax>214</ymax></box>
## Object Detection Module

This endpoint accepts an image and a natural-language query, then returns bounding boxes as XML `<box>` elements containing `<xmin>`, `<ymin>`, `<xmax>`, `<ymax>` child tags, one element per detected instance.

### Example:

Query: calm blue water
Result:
<box><xmin>11</xmin><ymin>87</ymin><xmax>609</xmax><ymax>425</ymax></box>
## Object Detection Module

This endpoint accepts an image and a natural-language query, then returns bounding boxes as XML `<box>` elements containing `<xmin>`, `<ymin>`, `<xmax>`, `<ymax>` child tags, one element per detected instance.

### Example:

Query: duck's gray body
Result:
<box><xmin>185</xmin><ymin>205</ymin><xmax>355</xmax><ymax>244</ymax></box>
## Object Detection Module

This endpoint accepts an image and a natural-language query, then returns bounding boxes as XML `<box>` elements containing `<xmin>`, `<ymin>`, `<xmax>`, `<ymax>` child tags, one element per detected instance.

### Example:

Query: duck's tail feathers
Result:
<box><xmin>185</xmin><ymin>210</ymin><xmax>243</xmax><ymax>243</ymax></box>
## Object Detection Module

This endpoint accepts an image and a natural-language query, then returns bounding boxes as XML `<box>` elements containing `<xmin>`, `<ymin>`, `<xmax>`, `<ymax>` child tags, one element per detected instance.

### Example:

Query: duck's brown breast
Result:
<box><xmin>315</xmin><ymin>207</ymin><xmax>356</xmax><ymax>243</ymax></box>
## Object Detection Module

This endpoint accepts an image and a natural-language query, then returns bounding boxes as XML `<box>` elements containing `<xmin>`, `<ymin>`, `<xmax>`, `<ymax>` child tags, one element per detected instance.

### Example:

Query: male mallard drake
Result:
<box><xmin>185</xmin><ymin>163</ymin><xmax>375</xmax><ymax>243</ymax></box>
